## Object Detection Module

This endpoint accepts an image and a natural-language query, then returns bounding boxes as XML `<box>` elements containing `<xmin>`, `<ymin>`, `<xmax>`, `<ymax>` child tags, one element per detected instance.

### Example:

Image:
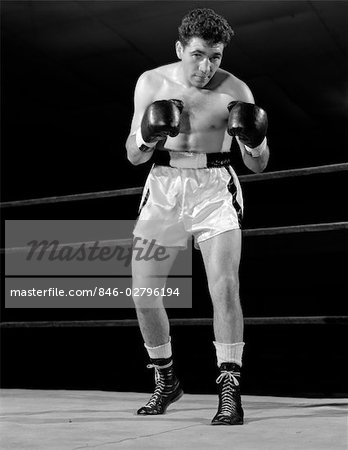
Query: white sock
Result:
<box><xmin>144</xmin><ymin>337</ymin><xmax>172</xmax><ymax>360</ymax></box>
<box><xmin>213</xmin><ymin>341</ymin><xmax>245</xmax><ymax>367</ymax></box>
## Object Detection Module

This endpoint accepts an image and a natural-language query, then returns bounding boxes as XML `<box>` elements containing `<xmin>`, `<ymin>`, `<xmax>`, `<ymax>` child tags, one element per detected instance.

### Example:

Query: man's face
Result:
<box><xmin>176</xmin><ymin>37</ymin><xmax>224</xmax><ymax>88</ymax></box>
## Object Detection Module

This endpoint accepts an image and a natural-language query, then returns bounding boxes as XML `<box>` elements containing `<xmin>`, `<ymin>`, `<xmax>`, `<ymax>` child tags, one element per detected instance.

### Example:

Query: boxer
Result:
<box><xmin>126</xmin><ymin>8</ymin><xmax>269</xmax><ymax>425</ymax></box>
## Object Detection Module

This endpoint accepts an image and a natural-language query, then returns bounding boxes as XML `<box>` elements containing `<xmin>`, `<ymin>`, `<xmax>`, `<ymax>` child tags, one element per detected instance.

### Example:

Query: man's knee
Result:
<box><xmin>132</xmin><ymin>279</ymin><xmax>165</xmax><ymax>309</ymax></box>
<box><xmin>209</xmin><ymin>272</ymin><xmax>239</xmax><ymax>291</ymax></box>
<box><xmin>208</xmin><ymin>274</ymin><xmax>240</xmax><ymax>302</ymax></box>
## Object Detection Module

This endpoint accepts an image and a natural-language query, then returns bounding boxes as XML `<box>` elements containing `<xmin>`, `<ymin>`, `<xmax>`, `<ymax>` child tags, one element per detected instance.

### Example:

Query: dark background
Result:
<box><xmin>1</xmin><ymin>1</ymin><xmax>347</xmax><ymax>396</ymax></box>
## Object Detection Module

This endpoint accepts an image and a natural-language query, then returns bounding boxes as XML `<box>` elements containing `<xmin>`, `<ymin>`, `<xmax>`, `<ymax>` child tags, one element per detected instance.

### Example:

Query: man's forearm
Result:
<box><xmin>126</xmin><ymin>135</ymin><xmax>154</xmax><ymax>166</ymax></box>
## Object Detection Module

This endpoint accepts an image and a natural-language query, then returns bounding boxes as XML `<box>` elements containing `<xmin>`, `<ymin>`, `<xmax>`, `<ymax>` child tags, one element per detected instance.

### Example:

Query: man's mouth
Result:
<box><xmin>194</xmin><ymin>75</ymin><xmax>209</xmax><ymax>81</ymax></box>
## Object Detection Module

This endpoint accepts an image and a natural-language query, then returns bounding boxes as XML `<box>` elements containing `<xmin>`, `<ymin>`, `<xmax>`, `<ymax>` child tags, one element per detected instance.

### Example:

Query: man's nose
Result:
<box><xmin>198</xmin><ymin>58</ymin><xmax>211</xmax><ymax>74</ymax></box>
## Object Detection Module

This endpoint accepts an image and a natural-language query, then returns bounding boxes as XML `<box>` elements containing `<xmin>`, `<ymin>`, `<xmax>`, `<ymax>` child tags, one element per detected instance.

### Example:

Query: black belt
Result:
<box><xmin>153</xmin><ymin>150</ymin><xmax>233</xmax><ymax>168</ymax></box>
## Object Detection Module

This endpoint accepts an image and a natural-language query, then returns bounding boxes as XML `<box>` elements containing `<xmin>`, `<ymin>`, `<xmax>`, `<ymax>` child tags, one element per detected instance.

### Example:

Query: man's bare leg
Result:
<box><xmin>132</xmin><ymin>240</ymin><xmax>183</xmax><ymax>414</ymax></box>
<box><xmin>132</xmin><ymin>241</ymin><xmax>179</xmax><ymax>346</ymax></box>
<box><xmin>199</xmin><ymin>229</ymin><xmax>244</xmax><ymax>425</ymax></box>
<box><xmin>199</xmin><ymin>229</ymin><xmax>243</xmax><ymax>344</ymax></box>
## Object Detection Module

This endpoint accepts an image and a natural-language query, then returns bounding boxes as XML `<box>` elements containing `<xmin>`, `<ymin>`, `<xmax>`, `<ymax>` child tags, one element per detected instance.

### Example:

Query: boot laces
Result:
<box><xmin>145</xmin><ymin>363</ymin><xmax>171</xmax><ymax>408</ymax></box>
<box><xmin>216</xmin><ymin>370</ymin><xmax>240</xmax><ymax>416</ymax></box>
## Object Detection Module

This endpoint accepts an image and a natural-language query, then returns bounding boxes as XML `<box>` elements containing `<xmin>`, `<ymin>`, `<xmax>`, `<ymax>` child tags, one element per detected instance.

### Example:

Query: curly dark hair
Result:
<box><xmin>178</xmin><ymin>8</ymin><xmax>234</xmax><ymax>47</ymax></box>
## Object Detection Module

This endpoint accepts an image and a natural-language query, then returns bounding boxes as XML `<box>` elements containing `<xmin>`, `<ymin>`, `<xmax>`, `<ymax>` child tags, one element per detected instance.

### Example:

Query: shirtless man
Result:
<box><xmin>126</xmin><ymin>8</ymin><xmax>269</xmax><ymax>425</ymax></box>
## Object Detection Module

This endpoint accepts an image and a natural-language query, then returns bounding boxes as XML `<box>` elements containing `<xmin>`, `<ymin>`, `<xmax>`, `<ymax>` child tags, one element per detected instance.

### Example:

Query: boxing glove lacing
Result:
<box><xmin>215</xmin><ymin>369</ymin><xmax>240</xmax><ymax>416</ymax></box>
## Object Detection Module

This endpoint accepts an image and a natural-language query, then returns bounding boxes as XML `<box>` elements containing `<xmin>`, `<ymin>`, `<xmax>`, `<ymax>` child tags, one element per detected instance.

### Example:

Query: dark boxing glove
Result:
<box><xmin>227</xmin><ymin>101</ymin><xmax>268</xmax><ymax>157</ymax></box>
<box><xmin>136</xmin><ymin>99</ymin><xmax>184</xmax><ymax>152</ymax></box>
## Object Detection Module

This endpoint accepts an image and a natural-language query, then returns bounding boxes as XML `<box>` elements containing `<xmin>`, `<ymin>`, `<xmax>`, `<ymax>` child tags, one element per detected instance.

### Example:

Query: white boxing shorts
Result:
<box><xmin>133</xmin><ymin>164</ymin><xmax>243</xmax><ymax>249</ymax></box>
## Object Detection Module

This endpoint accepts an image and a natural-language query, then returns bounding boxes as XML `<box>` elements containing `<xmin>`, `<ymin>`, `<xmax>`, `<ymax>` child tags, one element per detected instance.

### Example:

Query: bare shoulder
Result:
<box><xmin>137</xmin><ymin>63</ymin><xmax>176</xmax><ymax>90</ymax></box>
<box><xmin>136</xmin><ymin>68</ymin><xmax>163</xmax><ymax>91</ymax></box>
<box><xmin>213</xmin><ymin>69</ymin><xmax>255</xmax><ymax>103</ymax></box>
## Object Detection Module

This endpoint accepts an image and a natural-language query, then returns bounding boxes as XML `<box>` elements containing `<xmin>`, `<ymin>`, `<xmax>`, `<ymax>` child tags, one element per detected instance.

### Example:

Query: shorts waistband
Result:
<box><xmin>153</xmin><ymin>150</ymin><xmax>233</xmax><ymax>169</ymax></box>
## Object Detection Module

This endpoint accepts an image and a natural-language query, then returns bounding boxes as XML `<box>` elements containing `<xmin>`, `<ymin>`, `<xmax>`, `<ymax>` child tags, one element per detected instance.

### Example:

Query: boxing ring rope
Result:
<box><xmin>1</xmin><ymin>162</ymin><xmax>347</xmax><ymax>329</ymax></box>
<box><xmin>1</xmin><ymin>162</ymin><xmax>347</xmax><ymax>209</ymax></box>
<box><xmin>0</xmin><ymin>316</ymin><xmax>347</xmax><ymax>329</ymax></box>
<box><xmin>1</xmin><ymin>222</ymin><xmax>347</xmax><ymax>255</ymax></box>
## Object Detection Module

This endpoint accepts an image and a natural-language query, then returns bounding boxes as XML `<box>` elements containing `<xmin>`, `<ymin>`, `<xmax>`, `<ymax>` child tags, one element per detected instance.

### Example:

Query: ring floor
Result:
<box><xmin>1</xmin><ymin>390</ymin><xmax>347</xmax><ymax>449</ymax></box>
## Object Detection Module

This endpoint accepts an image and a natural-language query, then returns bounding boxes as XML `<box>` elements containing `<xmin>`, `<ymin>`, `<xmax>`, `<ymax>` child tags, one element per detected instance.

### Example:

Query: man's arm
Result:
<box><xmin>229</xmin><ymin>80</ymin><xmax>270</xmax><ymax>173</ymax></box>
<box><xmin>126</xmin><ymin>72</ymin><xmax>156</xmax><ymax>166</ymax></box>
<box><xmin>126</xmin><ymin>72</ymin><xmax>183</xmax><ymax>166</ymax></box>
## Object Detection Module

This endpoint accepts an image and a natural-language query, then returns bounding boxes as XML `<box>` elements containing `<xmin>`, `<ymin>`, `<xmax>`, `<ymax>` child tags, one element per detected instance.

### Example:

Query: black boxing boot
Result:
<box><xmin>211</xmin><ymin>362</ymin><xmax>244</xmax><ymax>425</ymax></box>
<box><xmin>137</xmin><ymin>357</ymin><xmax>183</xmax><ymax>415</ymax></box>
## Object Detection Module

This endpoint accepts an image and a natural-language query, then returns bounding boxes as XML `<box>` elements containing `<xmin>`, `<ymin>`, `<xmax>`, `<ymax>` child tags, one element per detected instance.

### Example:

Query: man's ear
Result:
<box><xmin>175</xmin><ymin>41</ymin><xmax>183</xmax><ymax>59</ymax></box>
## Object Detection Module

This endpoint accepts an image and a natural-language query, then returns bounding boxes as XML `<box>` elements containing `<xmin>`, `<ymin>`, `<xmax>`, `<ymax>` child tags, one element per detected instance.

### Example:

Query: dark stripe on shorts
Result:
<box><xmin>225</xmin><ymin>167</ymin><xmax>243</xmax><ymax>227</ymax></box>
<box><xmin>138</xmin><ymin>188</ymin><xmax>150</xmax><ymax>217</ymax></box>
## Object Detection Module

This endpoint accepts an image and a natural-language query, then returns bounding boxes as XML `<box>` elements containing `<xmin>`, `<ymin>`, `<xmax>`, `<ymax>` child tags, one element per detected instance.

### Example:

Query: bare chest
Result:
<box><xmin>155</xmin><ymin>85</ymin><xmax>232</xmax><ymax>132</ymax></box>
